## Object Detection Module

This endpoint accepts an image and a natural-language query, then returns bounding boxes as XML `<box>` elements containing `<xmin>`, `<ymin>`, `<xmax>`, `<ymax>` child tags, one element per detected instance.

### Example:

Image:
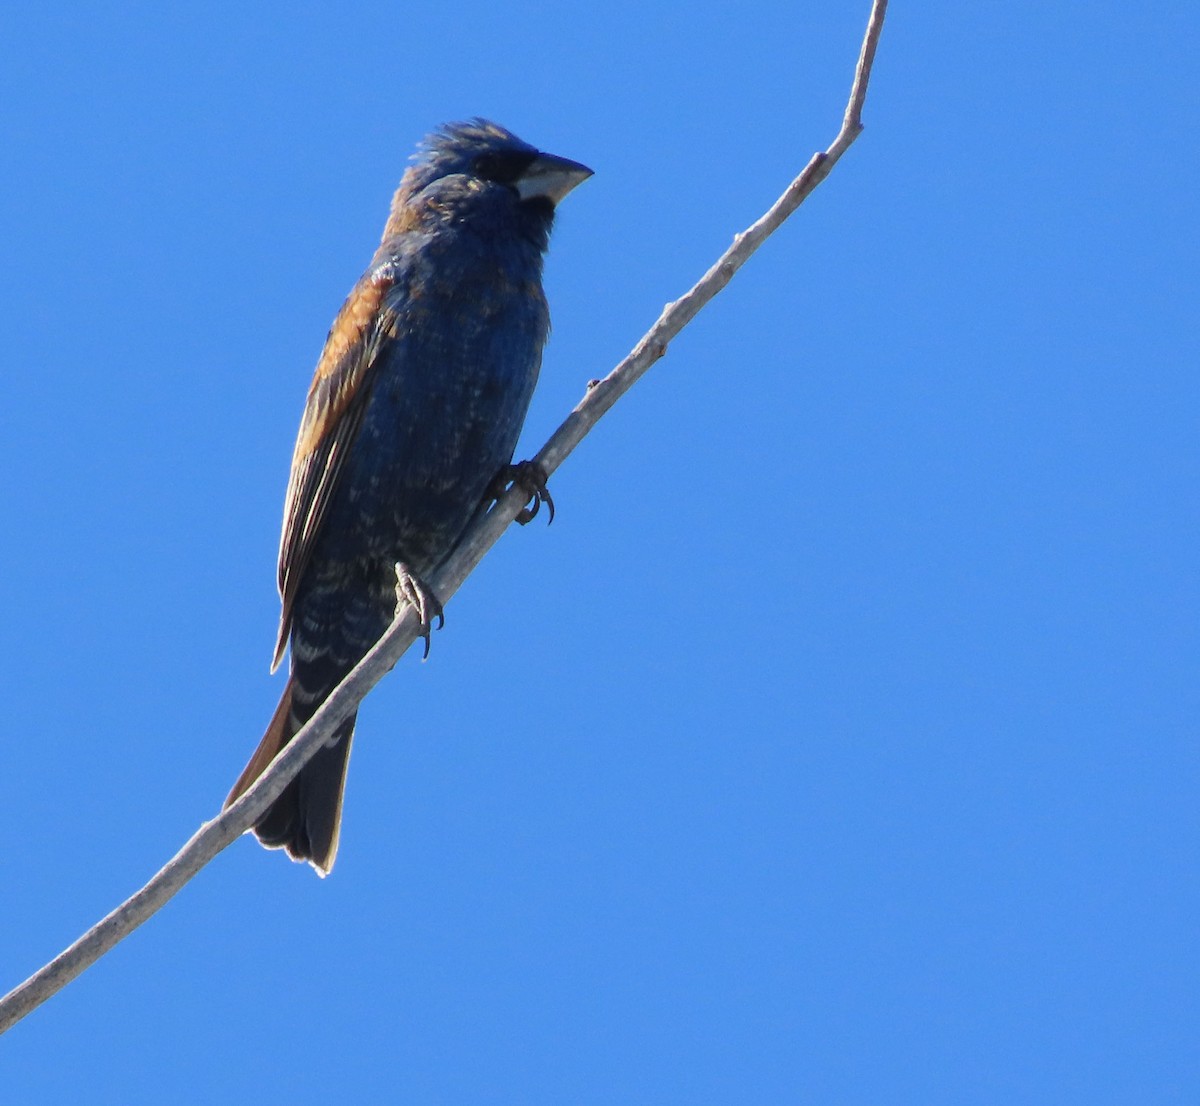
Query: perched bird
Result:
<box><xmin>224</xmin><ymin>120</ymin><xmax>591</xmax><ymax>875</ymax></box>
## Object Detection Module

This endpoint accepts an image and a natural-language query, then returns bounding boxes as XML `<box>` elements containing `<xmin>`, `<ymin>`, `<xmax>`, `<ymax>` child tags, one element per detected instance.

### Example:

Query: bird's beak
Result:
<box><xmin>515</xmin><ymin>152</ymin><xmax>594</xmax><ymax>205</ymax></box>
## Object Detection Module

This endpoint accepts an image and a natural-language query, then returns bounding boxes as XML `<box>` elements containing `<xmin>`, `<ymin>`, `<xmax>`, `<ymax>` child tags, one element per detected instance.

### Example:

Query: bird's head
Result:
<box><xmin>384</xmin><ymin>119</ymin><xmax>592</xmax><ymax>242</ymax></box>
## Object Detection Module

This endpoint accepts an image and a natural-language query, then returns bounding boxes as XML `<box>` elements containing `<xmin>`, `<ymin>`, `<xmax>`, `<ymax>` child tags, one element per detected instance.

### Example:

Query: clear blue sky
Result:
<box><xmin>2</xmin><ymin>3</ymin><xmax>1195</xmax><ymax>1102</ymax></box>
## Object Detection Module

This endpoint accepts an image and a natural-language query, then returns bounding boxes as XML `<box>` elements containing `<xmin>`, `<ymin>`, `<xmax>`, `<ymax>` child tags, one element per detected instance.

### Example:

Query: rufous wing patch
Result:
<box><xmin>273</xmin><ymin>266</ymin><xmax>399</xmax><ymax>668</ymax></box>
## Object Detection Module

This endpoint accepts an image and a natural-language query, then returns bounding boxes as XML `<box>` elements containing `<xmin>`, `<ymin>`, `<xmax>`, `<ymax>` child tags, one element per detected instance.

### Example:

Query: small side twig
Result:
<box><xmin>0</xmin><ymin>0</ymin><xmax>887</xmax><ymax>1036</ymax></box>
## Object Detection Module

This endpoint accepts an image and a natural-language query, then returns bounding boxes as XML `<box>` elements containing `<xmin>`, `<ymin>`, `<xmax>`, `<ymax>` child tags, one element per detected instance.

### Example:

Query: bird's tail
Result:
<box><xmin>224</xmin><ymin>677</ymin><xmax>357</xmax><ymax>877</ymax></box>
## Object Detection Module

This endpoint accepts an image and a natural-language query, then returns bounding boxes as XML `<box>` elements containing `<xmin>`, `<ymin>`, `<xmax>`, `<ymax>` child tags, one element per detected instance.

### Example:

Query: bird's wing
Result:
<box><xmin>272</xmin><ymin>263</ymin><xmax>400</xmax><ymax>670</ymax></box>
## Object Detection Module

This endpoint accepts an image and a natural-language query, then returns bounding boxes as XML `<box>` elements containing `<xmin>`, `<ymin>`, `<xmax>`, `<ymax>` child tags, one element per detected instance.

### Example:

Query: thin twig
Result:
<box><xmin>0</xmin><ymin>0</ymin><xmax>887</xmax><ymax>1036</ymax></box>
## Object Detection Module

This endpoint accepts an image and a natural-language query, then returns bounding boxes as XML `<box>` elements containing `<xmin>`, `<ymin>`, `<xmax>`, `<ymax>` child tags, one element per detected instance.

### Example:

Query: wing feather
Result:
<box><xmin>272</xmin><ymin>264</ymin><xmax>399</xmax><ymax>669</ymax></box>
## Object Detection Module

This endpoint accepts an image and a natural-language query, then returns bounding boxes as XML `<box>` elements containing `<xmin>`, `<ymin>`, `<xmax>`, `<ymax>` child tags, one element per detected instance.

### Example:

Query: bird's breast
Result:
<box><xmin>317</xmin><ymin>247</ymin><xmax>549</xmax><ymax>575</ymax></box>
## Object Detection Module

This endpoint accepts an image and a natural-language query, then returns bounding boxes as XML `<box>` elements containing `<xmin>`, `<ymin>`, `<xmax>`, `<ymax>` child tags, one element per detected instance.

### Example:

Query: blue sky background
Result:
<box><xmin>2</xmin><ymin>3</ymin><xmax>1196</xmax><ymax>1102</ymax></box>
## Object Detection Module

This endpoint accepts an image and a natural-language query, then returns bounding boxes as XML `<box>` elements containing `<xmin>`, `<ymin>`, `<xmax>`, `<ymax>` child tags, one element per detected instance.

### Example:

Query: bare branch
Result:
<box><xmin>0</xmin><ymin>0</ymin><xmax>888</xmax><ymax>1036</ymax></box>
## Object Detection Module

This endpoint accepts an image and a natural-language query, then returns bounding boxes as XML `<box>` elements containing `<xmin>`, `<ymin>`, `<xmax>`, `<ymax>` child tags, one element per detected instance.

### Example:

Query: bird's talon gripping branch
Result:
<box><xmin>395</xmin><ymin>563</ymin><xmax>445</xmax><ymax>659</ymax></box>
<box><xmin>510</xmin><ymin>459</ymin><xmax>556</xmax><ymax>525</ymax></box>
<box><xmin>488</xmin><ymin>460</ymin><xmax>555</xmax><ymax>525</ymax></box>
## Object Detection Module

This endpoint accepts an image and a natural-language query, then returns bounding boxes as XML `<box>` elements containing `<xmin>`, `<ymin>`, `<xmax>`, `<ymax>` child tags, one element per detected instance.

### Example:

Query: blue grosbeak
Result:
<box><xmin>225</xmin><ymin>120</ymin><xmax>591</xmax><ymax>874</ymax></box>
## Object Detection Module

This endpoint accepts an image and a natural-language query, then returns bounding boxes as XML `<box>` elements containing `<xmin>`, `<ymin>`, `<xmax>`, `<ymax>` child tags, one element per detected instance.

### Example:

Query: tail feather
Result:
<box><xmin>225</xmin><ymin>680</ymin><xmax>295</xmax><ymax>808</ymax></box>
<box><xmin>225</xmin><ymin>676</ymin><xmax>356</xmax><ymax>876</ymax></box>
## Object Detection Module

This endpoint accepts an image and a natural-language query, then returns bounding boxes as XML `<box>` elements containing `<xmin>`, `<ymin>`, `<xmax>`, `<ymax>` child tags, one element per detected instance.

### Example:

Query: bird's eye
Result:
<box><xmin>474</xmin><ymin>154</ymin><xmax>500</xmax><ymax>180</ymax></box>
<box><xmin>473</xmin><ymin>151</ymin><xmax>535</xmax><ymax>185</ymax></box>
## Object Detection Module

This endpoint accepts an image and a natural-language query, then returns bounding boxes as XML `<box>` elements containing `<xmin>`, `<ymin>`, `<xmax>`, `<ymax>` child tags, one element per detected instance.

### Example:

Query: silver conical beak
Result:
<box><xmin>515</xmin><ymin>152</ymin><xmax>594</xmax><ymax>204</ymax></box>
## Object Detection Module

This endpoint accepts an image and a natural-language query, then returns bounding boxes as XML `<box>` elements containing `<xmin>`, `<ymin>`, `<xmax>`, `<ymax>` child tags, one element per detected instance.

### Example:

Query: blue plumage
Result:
<box><xmin>225</xmin><ymin>121</ymin><xmax>591</xmax><ymax>873</ymax></box>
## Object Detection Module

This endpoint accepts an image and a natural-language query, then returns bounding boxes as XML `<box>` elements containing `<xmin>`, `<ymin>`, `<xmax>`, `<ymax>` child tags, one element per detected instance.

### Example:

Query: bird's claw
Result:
<box><xmin>394</xmin><ymin>563</ymin><xmax>444</xmax><ymax>659</ymax></box>
<box><xmin>497</xmin><ymin>459</ymin><xmax>555</xmax><ymax>526</ymax></box>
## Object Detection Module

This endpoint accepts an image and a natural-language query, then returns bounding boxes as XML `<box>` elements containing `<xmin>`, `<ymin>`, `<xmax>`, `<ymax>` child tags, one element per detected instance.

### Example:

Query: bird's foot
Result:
<box><xmin>490</xmin><ymin>460</ymin><xmax>555</xmax><ymax>526</ymax></box>
<box><xmin>394</xmin><ymin>563</ymin><xmax>444</xmax><ymax>659</ymax></box>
